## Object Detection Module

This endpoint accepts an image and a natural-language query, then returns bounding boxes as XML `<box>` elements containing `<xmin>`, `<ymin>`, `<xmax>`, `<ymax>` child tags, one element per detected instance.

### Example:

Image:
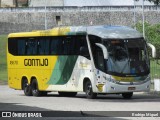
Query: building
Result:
<box><xmin>29</xmin><ymin>0</ymin><xmax>153</xmax><ymax>7</ymax></box>
<box><xmin>0</xmin><ymin>0</ymin><xmax>28</xmax><ymax>7</ymax></box>
<box><xmin>64</xmin><ymin>0</ymin><xmax>154</xmax><ymax>6</ymax></box>
<box><xmin>0</xmin><ymin>0</ymin><xmax>154</xmax><ymax>7</ymax></box>
<box><xmin>29</xmin><ymin>0</ymin><xmax>64</xmax><ymax>7</ymax></box>
<box><xmin>1</xmin><ymin>0</ymin><xmax>14</xmax><ymax>7</ymax></box>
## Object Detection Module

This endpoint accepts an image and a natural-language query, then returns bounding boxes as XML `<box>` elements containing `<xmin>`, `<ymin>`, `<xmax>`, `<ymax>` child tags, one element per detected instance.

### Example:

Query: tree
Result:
<box><xmin>0</xmin><ymin>0</ymin><xmax>1</xmax><ymax>7</ymax></box>
<box><xmin>135</xmin><ymin>0</ymin><xmax>160</xmax><ymax>5</ymax></box>
<box><xmin>136</xmin><ymin>22</ymin><xmax>160</xmax><ymax>58</ymax></box>
<box><xmin>148</xmin><ymin>0</ymin><xmax>160</xmax><ymax>5</ymax></box>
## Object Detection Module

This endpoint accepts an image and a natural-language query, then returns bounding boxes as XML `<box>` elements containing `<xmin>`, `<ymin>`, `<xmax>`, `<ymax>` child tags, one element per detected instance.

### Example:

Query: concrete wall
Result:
<box><xmin>30</xmin><ymin>0</ymin><xmax>64</xmax><ymax>7</ymax></box>
<box><xmin>0</xmin><ymin>6</ymin><xmax>160</xmax><ymax>34</ymax></box>
<box><xmin>1</xmin><ymin>0</ymin><xmax>14</xmax><ymax>7</ymax></box>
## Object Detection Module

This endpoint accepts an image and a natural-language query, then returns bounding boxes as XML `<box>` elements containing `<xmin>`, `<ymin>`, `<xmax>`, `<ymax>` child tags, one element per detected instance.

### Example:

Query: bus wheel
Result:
<box><xmin>31</xmin><ymin>79</ymin><xmax>42</xmax><ymax>97</ymax></box>
<box><xmin>122</xmin><ymin>92</ymin><xmax>133</xmax><ymax>99</ymax></box>
<box><xmin>58</xmin><ymin>92</ymin><xmax>77</xmax><ymax>97</ymax></box>
<box><xmin>85</xmin><ymin>81</ymin><xmax>97</xmax><ymax>99</ymax></box>
<box><xmin>23</xmin><ymin>79</ymin><xmax>32</xmax><ymax>96</ymax></box>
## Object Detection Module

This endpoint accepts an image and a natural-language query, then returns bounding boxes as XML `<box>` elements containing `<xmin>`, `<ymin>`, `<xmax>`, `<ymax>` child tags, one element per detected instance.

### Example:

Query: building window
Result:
<box><xmin>56</xmin><ymin>16</ymin><xmax>62</xmax><ymax>25</ymax></box>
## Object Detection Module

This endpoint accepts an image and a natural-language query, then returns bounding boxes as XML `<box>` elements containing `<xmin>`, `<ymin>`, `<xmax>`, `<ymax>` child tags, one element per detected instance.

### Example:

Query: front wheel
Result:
<box><xmin>122</xmin><ymin>92</ymin><xmax>133</xmax><ymax>99</ymax></box>
<box><xmin>85</xmin><ymin>81</ymin><xmax>97</xmax><ymax>99</ymax></box>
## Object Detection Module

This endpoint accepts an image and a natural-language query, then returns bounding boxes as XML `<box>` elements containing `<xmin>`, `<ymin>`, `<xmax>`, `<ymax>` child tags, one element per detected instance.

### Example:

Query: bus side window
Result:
<box><xmin>89</xmin><ymin>35</ymin><xmax>104</xmax><ymax>70</ymax></box>
<box><xmin>38</xmin><ymin>38</ymin><xmax>49</xmax><ymax>55</ymax></box>
<box><xmin>50</xmin><ymin>37</ymin><xmax>63</xmax><ymax>55</ymax></box>
<box><xmin>18</xmin><ymin>39</ymin><xmax>26</xmax><ymax>55</ymax></box>
<box><xmin>63</xmin><ymin>36</ymin><xmax>76</xmax><ymax>55</ymax></box>
<box><xmin>8</xmin><ymin>38</ymin><xmax>18</xmax><ymax>55</ymax></box>
<box><xmin>26</xmin><ymin>38</ymin><xmax>38</xmax><ymax>55</ymax></box>
<box><xmin>79</xmin><ymin>36</ymin><xmax>90</xmax><ymax>59</ymax></box>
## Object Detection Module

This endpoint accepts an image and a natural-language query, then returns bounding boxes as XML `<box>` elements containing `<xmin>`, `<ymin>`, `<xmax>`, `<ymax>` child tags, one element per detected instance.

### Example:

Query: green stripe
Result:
<box><xmin>48</xmin><ymin>56</ymin><xmax>78</xmax><ymax>85</ymax></box>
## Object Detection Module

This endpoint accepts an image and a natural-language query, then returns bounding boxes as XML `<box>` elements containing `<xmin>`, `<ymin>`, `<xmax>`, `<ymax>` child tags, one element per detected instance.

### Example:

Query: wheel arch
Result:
<box><xmin>21</xmin><ymin>76</ymin><xmax>28</xmax><ymax>90</ymax></box>
<box><xmin>83</xmin><ymin>77</ymin><xmax>91</xmax><ymax>92</ymax></box>
<box><xmin>30</xmin><ymin>76</ymin><xmax>37</xmax><ymax>84</ymax></box>
<box><xmin>30</xmin><ymin>76</ymin><xmax>40</xmax><ymax>90</ymax></box>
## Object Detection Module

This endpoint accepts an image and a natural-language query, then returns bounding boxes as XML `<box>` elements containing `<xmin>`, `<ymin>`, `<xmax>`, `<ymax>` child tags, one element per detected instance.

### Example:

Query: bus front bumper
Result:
<box><xmin>96</xmin><ymin>80</ymin><xmax>151</xmax><ymax>93</ymax></box>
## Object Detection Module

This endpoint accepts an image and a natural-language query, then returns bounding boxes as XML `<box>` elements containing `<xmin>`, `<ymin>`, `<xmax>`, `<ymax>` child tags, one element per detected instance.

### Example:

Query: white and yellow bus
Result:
<box><xmin>7</xmin><ymin>25</ymin><xmax>156</xmax><ymax>99</ymax></box>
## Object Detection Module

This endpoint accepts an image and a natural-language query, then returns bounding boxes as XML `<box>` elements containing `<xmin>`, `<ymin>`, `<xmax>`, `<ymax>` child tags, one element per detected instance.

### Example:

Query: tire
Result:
<box><xmin>85</xmin><ymin>80</ymin><xmax>97</xmax><ymax>99</ymax></box>
<box><xmin>31</xmin><ymin>79</ymin><xmax>42</xmax><ymax>97</ymax></box>
<box><xmin>23</xmin><ymin>79</ymin><xmax>32</xmax><ymax>96</ymax></box>
<box><xmin>58</xmin><ymin>92</ymin><xmax>77</xmax><ymax>97</ymax></box>
<box><xmin>122</xmin><ymin>92</ymin><xmax>133</xmax><ymax>99</ymax></box>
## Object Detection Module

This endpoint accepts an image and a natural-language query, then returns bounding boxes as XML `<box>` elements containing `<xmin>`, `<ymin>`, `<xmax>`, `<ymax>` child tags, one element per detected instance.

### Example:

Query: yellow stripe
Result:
<box><xmin>8</xmin><ymin>27</ymin><xmax>71</xmax><ymax>38</ymax></box>
<box><xmin>112</xmin><ymin>76</ymin><xmax>135</xmax><ymax>82</ymax></box>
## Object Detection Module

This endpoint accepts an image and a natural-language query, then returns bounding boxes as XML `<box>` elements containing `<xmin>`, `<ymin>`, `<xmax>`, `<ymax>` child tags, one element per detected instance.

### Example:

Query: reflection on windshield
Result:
<box><xmin>104</xmin><ymin>39</ymin><xmax>149</xmax><ymax>76</ymax></box>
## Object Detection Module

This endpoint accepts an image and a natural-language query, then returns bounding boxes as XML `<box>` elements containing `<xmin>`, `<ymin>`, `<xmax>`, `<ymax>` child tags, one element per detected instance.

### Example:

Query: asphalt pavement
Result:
<box><xmin>0</xmin><ymin>85</ymin><xmax>160</xmax><ymax>120</ymax></box>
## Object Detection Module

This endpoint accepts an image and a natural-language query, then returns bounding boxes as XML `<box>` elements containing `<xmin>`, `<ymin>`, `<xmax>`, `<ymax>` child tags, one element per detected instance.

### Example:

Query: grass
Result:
<box><xmin>0</xmin><ymin>35</ymin><xmax>7</xmax><ymax>84</ymax></box>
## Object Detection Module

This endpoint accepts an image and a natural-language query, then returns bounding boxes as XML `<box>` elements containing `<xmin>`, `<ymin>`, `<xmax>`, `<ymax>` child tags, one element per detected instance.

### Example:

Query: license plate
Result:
<box><xmin>128</xmin><ymin>87</ymin><xmax>136</xmax><ymax>90</ymax></box>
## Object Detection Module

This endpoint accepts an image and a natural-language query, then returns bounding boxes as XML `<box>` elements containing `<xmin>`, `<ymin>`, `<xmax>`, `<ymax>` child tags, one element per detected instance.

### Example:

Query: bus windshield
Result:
<box><xmin>103</xmin><ymin>39</ymin><xmax>149</xmax><ymax>76</ymax></box>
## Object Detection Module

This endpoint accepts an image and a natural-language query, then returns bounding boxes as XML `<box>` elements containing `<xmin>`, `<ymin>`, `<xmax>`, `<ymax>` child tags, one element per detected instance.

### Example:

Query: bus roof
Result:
<box><xmin>8</xmin><ymin>25</ymin><xmax>143</xmax><ymax>39</ymax></box>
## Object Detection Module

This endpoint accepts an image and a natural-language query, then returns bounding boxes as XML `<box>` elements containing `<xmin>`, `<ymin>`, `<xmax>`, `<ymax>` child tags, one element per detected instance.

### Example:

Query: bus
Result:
<box><xmin>7</xmin><ymin>25</ymin><xmax>156</xmax><ymax>99</ymax></box>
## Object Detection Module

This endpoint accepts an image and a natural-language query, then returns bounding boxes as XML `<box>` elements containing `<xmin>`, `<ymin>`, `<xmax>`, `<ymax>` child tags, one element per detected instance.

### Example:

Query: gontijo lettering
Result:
<box><xmin>24</xmin><ymin>59</ymin><xmax>48</xmax><ymax>66</ymax></box>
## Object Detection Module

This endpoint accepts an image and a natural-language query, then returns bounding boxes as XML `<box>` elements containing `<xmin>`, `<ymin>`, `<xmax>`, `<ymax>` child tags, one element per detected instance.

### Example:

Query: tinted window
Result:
<box><xmin>89</xmin><ymin>35</ymin><xmax>103</xmax><ymax>70</ymax></box>
<box><xmin>38</xmin><ymin>38</ymin><xmax>49</xmax><ymax>55</ymax></box>
<box><xmin>8</xmin><ymin>35</ymin><xmax>90</xmax><ymax>58</ymax></box>
<box><xmin>18</xmin><ymin>39</ymin><xmax>26</xmax><ymax>55</ymax></box>
<box><xmin>26</xmin><ymin>38</ymin><xmax>37</xmax><ymax>55</ymax></box>
<box><xmin>50</xmin><ymin>37</ymin><xmax>63</xmax><ymax>55</ymax></box>
<box><xmin>8</xmin><ymin>38</ymin><xmax>18</xmax><ymax>55</ymax></box>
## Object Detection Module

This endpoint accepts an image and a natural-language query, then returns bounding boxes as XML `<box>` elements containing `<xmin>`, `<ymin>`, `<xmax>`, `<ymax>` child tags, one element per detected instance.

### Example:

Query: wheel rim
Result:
<box><xmin>25</xmin><ymin>86</ymin><xmax>29</xmax><ymax>93</ymax></box>
<box><xmin>24</xmin><ymin>82</ymin><xmax>29</xmax><ymax>93</ymax></box>
<box><xmin>32</xmin><ymin>82</ymin><xmax>38</xmax><ymax>94</ymax></box>
<box><xmin>86</xmin><ymin>83</ymin><xmax>92</xmax><ymax>96</ymax></box>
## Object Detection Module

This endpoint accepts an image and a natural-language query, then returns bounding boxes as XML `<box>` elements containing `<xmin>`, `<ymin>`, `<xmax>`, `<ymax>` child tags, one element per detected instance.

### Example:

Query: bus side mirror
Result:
<box><xmin>95</xmin><ymin>43</ymin><xmax>108</xmax><ymax>60</ymax></box>
<box><xmin>147</xmin><ymin>43</ymin><xmax>156</xmax><ymax>58</ymax></box>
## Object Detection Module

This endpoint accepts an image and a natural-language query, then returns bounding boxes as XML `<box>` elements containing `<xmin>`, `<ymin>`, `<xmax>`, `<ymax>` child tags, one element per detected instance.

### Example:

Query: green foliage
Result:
<box><xmin>135</xmin><ymin>0</ymin><xmax>160</xmax><ymax>5</ymax></box>
<box><xmin>0</xmin><ymin>35</ymin><xmax>7</xmax><ymax>82</ymax></box>
<box><xmin>148</xmin><ymin>0</ymin><xmax>160</xmax><ymax>5</ymax></box>
<box><xmin>135</xmin><ymin>22</ymin><xmax>160</xmax><ymax>58</ymax></box>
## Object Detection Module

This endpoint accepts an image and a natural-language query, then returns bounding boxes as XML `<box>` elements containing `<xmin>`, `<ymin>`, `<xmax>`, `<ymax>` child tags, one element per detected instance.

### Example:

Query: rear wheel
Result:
<box><xmin>58</xmin><ymin>92</ymin><xmax>77</xmax><ymax>97</ymax></box>
<box><xmin>122</xmin><ymin>92</ymin><xmax>133</xmax><ymax>99</ymax></box>
<box><xmin>31</xmin><ymin>79</ymin><xmax>43</xmax><ymax>97</ymax></box>
<box><xmin>23</xmin><ymin>79</ymin><xmax>32</xmax><ymax>96</ymax></box>
<box><xmin>85</xmin><ymin>81</ymin><xmax>97</xmax><ymax>99</ymax></box>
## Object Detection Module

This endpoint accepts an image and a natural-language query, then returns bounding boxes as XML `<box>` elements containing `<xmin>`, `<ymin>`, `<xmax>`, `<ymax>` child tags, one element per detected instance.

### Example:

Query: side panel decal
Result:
<box><xmin>47</xmin><ymin>55</ymin><xmax>78</xmax><ymax>85</ymax></box>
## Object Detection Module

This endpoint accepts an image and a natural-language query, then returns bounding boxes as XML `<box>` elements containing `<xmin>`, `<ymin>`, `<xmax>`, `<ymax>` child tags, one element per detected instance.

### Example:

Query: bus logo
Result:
<box><xmin>24</xmin><ymin>59</ymin><xmax>48</xmax><ymax>66</ymax></box>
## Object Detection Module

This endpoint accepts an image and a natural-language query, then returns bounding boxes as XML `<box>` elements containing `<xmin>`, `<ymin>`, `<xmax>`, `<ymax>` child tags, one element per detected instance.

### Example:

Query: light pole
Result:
<box><xmin>142</xmin><ymin>0</ymin><xmax>145</xmax><ymax>38</ymax></box>
<box><xmin>45</xmin><ymin>0</ymin><xmax>47</xmax><ymax>30</ymax></box>
<box><xmin>133</xmin><ymin>0</ymin><xmax>136</xmax><ymax>29</ymax></box>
